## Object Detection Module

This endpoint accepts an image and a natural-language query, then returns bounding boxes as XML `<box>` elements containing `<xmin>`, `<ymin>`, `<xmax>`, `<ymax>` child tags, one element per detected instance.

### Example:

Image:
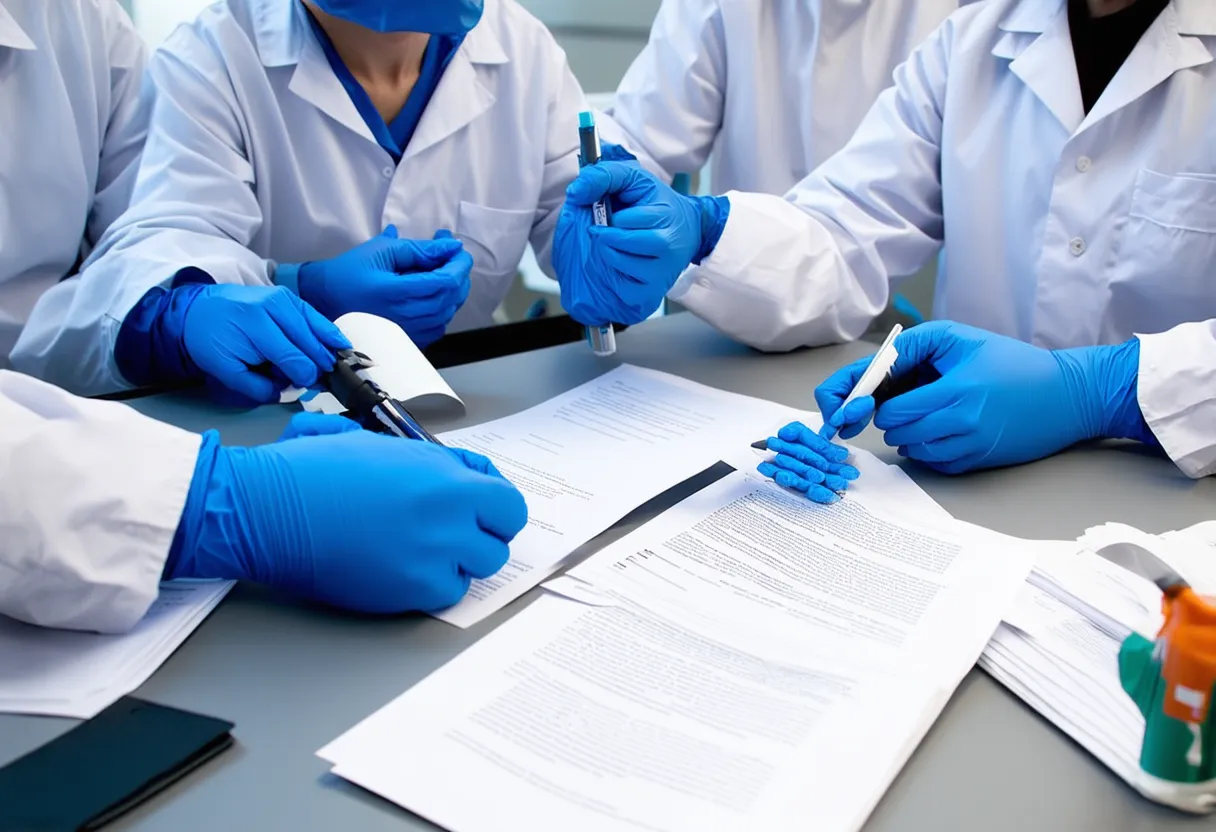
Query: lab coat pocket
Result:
<box><xmin>1108</xmin><ymin>169</ymin><xmax>1216</xmax><ymax>335</ymax></box>
<box><xmin>456</xmin><ymin>201</ymin><xmax>535</xmax><ymax>277</ymax></box>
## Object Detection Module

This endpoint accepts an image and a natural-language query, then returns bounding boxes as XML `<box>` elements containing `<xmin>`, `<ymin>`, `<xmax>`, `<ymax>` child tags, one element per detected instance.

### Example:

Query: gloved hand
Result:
<box><xmin>180</xmin><ymin>284</ymin><xmax>351</xmax><ymax>403</ymax></box>
<box><xmin>813</xmin><ymin>321</ymin><xmax>1154</xmax><ymax>474</ymax></box>
<box><xmin>168</xmin><ymin>429</ymin><xmax>528</xmax><ymax>614</ymax></box>
<box><xmin>757</xmin><ymin>421</ymin><xmax>860</xmax><ymax>504</ymax></box>
<box><xmin>297</xmin><ymin>226</ymin><xmax>473</xmax><ymax>348</ymax></box>
<box><xmin>554</xmin><ymin>161</ymin><xmax>729</xmax><ymax>327</ymax></box>
<box><xmin>276</xmin><ymin>413</ymin><xmax>363</xmax><ymax>441</ymax></box>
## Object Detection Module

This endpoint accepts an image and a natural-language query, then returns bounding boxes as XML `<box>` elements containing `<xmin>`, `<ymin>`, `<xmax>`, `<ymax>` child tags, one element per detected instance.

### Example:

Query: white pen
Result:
<box><xmin>820</xmin><ymin>323</ymin><xmax>903</xmax><ymax>440</ymax></box>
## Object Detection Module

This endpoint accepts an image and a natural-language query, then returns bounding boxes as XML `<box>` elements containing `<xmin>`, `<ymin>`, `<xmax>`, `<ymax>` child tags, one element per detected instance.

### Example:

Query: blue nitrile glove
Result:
<box><xmin>276</xmin><ymin>413</ymin><xmax>363</xmax><ymax>440</ymax></box>
<box><xmin>813</xmin><ymin>321</ymin><xmax>1156</xmax><ymax>475</ymax></box>
<box><xmin>117</xmin><ymin>280</ymin><xmax>351</xmax><ymax>403</ymax></box>
<box><xmin>296</xmin><ymin>226</ymin><xmax>473</xmax><ymax>348</ymax></box>
<box><xmin>554</xmin><ymin>161</ymin><xmax>729</xmax><ymax>327</ymax></box>
<box><xmin>164</xmin><ymin>422</ymin><xmax>529</xmax><ymax>614</ymax></box>
<box><xmin>757</xmin><ymin>421</ymin><xmax>861</xmax><ymax>504</ymax></box>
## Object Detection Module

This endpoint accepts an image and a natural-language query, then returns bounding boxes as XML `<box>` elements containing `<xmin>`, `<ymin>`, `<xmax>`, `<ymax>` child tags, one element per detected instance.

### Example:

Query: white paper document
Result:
<box><xmin>431</xmin><ymin>366</ymin><xmax>808</xmax><ymax>627</ymax></box>
<box><xmin>0</xmin><ymin>580</ymin><xmax>233</xmax><ymax>718</ymax></box>
<box><xmin>282</xmin><ymin>312</ymin><xmax>463</xmax><ymax>415</ymax></box>
<box><xmin>320</xmin><ymin>471</ymin><xmax>1033</xmax><ymax>832</ymax></box>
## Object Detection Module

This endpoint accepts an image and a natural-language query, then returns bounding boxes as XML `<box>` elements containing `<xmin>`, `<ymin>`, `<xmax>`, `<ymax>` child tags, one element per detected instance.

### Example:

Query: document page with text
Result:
<box><xmin>320</xmin><ymin>472</ymin><xmax>1033</xmax><ymax>832</ymax></box>
<box><xmin>433</xmin><ymin>365</ymin><xmax>796</xmax><ymax>627</ymax></box>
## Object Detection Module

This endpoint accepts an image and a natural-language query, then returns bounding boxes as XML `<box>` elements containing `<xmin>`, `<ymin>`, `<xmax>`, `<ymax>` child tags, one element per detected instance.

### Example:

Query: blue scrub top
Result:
<box><xmin>306</xmin><ymin>13</ymin><xmax>459</xmax><ymax>161</ymax></box>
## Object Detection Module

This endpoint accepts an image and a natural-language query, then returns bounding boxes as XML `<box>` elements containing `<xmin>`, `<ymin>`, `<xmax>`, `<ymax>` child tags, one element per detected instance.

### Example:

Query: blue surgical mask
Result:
<box><xmin>308</xmin><ymin>0</ymin><xmax>484</xmax><ymax>35</ymax></box>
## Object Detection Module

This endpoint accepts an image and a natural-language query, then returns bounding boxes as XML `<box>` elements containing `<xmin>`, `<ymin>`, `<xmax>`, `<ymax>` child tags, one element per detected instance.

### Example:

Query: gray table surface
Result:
<box><xmin>4</xmin><ymin>311</ymin><xmax>1214</xmax><ymax>831</ymax></box>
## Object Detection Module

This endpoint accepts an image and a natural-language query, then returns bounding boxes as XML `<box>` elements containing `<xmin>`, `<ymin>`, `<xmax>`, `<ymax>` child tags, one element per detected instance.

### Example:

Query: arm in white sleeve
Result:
<box><xmin>598</xmin><ymin>0</ymin><xmax>726</xmax><ymax>184</ymax></box>
<box><xmin>669</xmin><ymin>17</ymin><xmax>952</xmax><ymax>352</ymax></box>
<box><xmin>11</xmin><ymin>32</ymin><xmax>273</xmax><ymax>396</ymax></box>
<box><xmin>0</xmin><ymin>372</ymin><xmax>202</xmax><ymax>633</ymax></box>
<box><xmin>83</xmin><ymin>0</ymin><xmax>151</xmax><ymax>256</ymax></box>
<box><xmin>529</xmin><ymin>35</ymin><xmax>585</xmax><ymax>279</ymax></box>
<box><xmin>1136</xmin><ymin>321</ymin><xmax>1216</xmax><ymax>479</ymax></box>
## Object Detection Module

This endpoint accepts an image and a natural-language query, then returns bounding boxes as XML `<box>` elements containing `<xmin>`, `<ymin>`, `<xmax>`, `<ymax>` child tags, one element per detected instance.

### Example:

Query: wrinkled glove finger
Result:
<box><xmin>765</xmin><ymin>437</ymin><xmax>859</xmax><ymax>482</ymax></box>
<box><xmin>470</xmin><ymin>477</ymin><xmax>529</xmax><ymax>543</ymax></box>
<box><xmin>593</xmin><ymin>224</ymin><xmax>671</xmax><ymax>259</ymax></box>
<box><xmin>758</xmin><ymin>462</ymin><xmax>840</xmax><ymax>505</ymax></box>
<box><xmin>248</xmin><ymin>319</ymin><xmax>326</xmax><ymax>388</ymax></box>
<box><xmin>821</xmin><ymin>397</ymin><xmax>876</xmax><ymax>441</ymax></box>
<box><xmin>447</xmin><ymin>447</ymin><xmax>505</xmax><ymax>479</ymax></box>
<box><xmin>900</xmin><ymin>433</ymin><xmax>978</xmax><ymax>465</ymax></box>
<box><xmin>265</xmin><ymin>293</ymin><xmax>344</xmax><ymax>374</ymax></box>
<box><xmin>775</xmin><ymin>422</ymin><xmax>852</xmax><ymax>464</ymax></box>
<box><xmin>205</xmin><ymin>373</ymin><xmax>274</xmax><ymax>408</ymax></box>
<box><xmin>282</xmin><ymin>291</ymin><xmax>351</xmax><ymax>356</ymax></box>
<box><xmin>214</xmin><ymin>366</ymin><xmax>279</xmax><ymax>404</ymax></box>
<box><xmin>814</xmin><ymin>356</ymin><xmax>873</xmax><ymax>430</ymax></box>
<box><xmin>881</xmin><ymin>407</ymin><xmax>966</xmax><ymax>449</ymax></box>
<box><xmin>458</xmin><ymin>533</ymin><xmax>513</xmax><ymax>581</ymax></box>
<box><xmin>768</xmin><ymin>453</ymin><xmax>852</xmax><ymax>493</ymax></box>
<box><xmin>417</xmin><ymin>570</ymin><xmax>474</xmax><ymax>614</ymax></box>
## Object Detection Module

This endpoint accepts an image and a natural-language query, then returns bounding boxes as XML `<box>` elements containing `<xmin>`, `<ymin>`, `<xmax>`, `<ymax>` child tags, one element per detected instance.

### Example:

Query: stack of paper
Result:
<box><xmin>427</xmin><ymin>364</ymin><xmax>941</xmax><ymax>628</ymax></box>
<box><xmin>319</xmin><ymin>463</ymin><xmax>1034</xmax><ymax>832</ymax></box>
<box><xmin>0</xmin><ymin>580</ymin><xmax>233</xmax><ymax>718</ymax></box>
<box><xmin>979</xmin><ymin>522</ymin><xmax>1216</xmax><ymax>811</ymax></box>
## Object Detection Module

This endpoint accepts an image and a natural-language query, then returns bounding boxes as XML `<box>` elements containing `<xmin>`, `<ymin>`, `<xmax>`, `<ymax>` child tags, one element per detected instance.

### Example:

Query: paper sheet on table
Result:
<box><xmin>320</xmin><ymin>471</ymin><xmax>1033</xmax><ymax>832</ymax></box>
<box><xmin>0</xmin><ymin>580</ymin><xmax>233</xmax><ymax>718</ymax></box>
<box><xmin>430</xmin><ymin>365</ymin><xmax>820</xmax><ymax>627</ymax></box>
<box><xmin>281</xmin><ymin>312</ymin><xmax>462</xmax><ymax>415</ymax></box>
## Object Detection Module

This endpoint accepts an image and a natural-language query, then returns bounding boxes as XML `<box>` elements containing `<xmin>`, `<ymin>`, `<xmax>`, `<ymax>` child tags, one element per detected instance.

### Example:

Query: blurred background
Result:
<box><xmin>114</xmin><ymin>1</ymin><xmax>936</xmax><ymax>331</ymax></box>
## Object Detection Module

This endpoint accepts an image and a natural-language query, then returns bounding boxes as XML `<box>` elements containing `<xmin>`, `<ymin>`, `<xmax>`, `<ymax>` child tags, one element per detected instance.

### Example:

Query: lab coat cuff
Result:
<box><xmin>274</xmin><ymin>262</ymin><xmax>302</xmax><ymax>295</ymax></box>
<box><xmin>690</xmin><ymin>190</ymin><xmax>759</xmax><ymax>280</ymax></box>
<box><xmin>1136</xmin><ymin>326</ymin><xmax>1216</xmax><ymax>479</ymax></box>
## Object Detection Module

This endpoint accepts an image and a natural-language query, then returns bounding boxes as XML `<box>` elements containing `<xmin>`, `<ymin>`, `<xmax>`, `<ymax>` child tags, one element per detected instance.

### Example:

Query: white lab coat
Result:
<box><xmin>0</xmin><ymin>0</ymin><xmax>148</xmax><ymax>370</ymax></box>
<box><xmin>670</xmin><ymin>0</ymin><xmax>1216</xmax><ymax>478</ymax></box>
<box><xmin>12</xmin><ymin>0</ymin><xmax>586</xmax><ymax>395</ymax></box>
<box><xmin>0</xmin><ymin>371</ymin><xmax>200</xmax><ymax>633</ymax></box>
<box><xmin>603</xmin><ymin>0</ymin><xmax>968</xmax><ymax>195</ymax></box>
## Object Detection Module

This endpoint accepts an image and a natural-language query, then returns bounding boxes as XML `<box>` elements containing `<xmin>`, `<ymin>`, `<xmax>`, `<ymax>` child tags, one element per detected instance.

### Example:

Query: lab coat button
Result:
<box><xmin>382</xmin><ymin>166</ymin><xmax>394</xmax><ymax>179</ymax></box>
<box><xmin>1069</xmin><ymin>237</ymin><xmax>1086</xmax><ymax>256</ymax></box>
<box><xmin>1075</xmin><ymin>156</ymin><xmax>1092</xmax><ymax>173</ymax></box>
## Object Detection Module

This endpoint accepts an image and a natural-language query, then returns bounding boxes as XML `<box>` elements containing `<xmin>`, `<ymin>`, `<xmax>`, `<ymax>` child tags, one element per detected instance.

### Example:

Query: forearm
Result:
<box><xmin>1135</xmin><ymin>321</ymin><xmax>1216</xmax><ymax>478</ymax></box>
<box><xmin>0</xmin><ymin>372</ymin><xmax>201</xmax><ymax>633</ymax></box>
<box><xmin>671</xmin><ymin>191</ymin><xmax>891</xmax><ymax>351</ymax></box>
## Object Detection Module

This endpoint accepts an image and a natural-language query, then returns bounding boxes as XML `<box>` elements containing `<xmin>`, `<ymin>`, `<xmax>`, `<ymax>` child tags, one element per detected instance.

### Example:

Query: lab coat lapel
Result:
<box><xmin>994</xmin><ymin>0</ymin><xmax>1085</xmax><ymax>134</ymax></box>
<box><xmin>401</xmin><ymin>24</ymin><xmax>507</xmax><ymax>162</ymax></box>
<box><xmin>0</xmin><ymin>4</ymin><xmax>35</xmax><ymax>51</ymax></box>
<box><xmin>288</xmin><ymin>25</ymin><xmax>378</xmax><ymax>147</ymax></box>
<box><xmin>1080</xmin><ymin>1</ymin><xmax>1214</xmax><ymax>132</ymax></box>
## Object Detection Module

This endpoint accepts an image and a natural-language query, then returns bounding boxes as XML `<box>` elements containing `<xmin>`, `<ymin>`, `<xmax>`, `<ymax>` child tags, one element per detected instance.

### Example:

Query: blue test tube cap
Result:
<box><xmin>579</xmin><ymin>111</ymin><xmax>595</xmax><ymax>129</ymax></box>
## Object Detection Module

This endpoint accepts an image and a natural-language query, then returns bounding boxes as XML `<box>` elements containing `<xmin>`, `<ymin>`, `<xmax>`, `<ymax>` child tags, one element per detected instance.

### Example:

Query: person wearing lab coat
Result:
<box><xmin>554</xmin><ymin>0</ymin><xmax>1216</xmax><ymax>482</ymax></box>
<box><xmin>0</xmin><ymin>371</ymin><xmax>527</xmax><ymax>634</ymax></box>
<box><xmin>0</xmin><ymin>0</ymin><xmax>148</xmax><ymax>372</ymax></box>
<box><xmin>11</xmin><ymin>0</ymin><xmax>587</xmax><ymax>400</ymax></box>
<box><xmin>601</xmin><ymin>0</ymin><xmax>969</xmax><ymax>196</ymax></box>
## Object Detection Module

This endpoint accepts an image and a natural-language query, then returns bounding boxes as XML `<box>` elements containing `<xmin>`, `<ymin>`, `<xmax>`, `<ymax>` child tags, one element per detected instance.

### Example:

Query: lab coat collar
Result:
<box><xmin>289</xmin><ymin>15</ymin><xmax>377</xmax><ymax>146</ymax></box>
<box><xmin>1081</xmin><ymin>0</ymin><xmax>1214</xmax><ymax>131</ymax></box>
<box><xmin>996</xmin><ymin>0</ymin><xmax>1061</xmax><ymax>34</ymax></box>
<box><xmin>1175</xmin><ymin>0</ymin><xmax>1216</xmax><ymax>37</ymax></box>
<box><xmin>253</xmin><ymin>0</ymin><xmax>309</xmax><ymax>68</ymax></box>
<box><xmin>993</xmin><ymin>0</ymin><xmax>1084</xmax><ymax>133</ymax></box>
<box><xmin>992</xmin><ymin>0</ymin><xmax>1214</xmax><ymax>136</ymax></box>
<box><xmin>0</xmin><ymin>3</ymin><xmax>36</xmax><ymax>51</ymax></box>
<box><xmin>400</xmin><ymin>20</ymin><xmax>507</xmax><ymax>161</ymax></box>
